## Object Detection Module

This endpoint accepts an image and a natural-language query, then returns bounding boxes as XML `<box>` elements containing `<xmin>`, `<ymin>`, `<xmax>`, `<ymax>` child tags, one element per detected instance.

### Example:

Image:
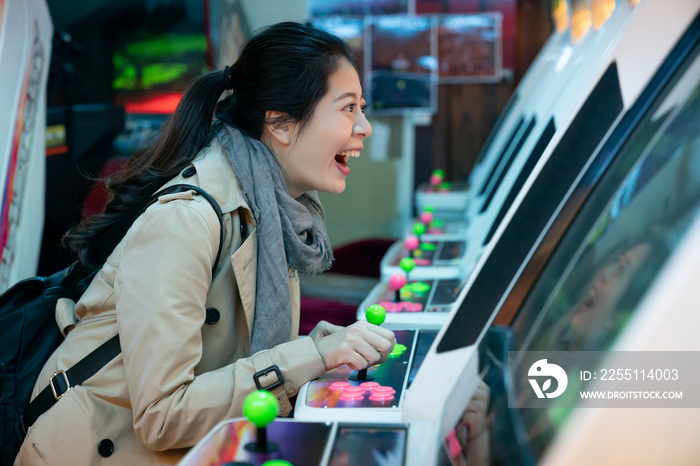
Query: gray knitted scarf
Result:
<box><xmin>216</xmin><ymin>123</ymin><xmax>334</xmax><ymax>353</ymax></box>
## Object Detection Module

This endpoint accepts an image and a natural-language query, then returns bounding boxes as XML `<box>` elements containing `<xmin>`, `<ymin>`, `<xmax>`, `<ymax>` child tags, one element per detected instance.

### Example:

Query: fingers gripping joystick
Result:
<box><xmin>243</xmin><ymin>390</ymin><xmax>279</xmax><ymax>453</ymax></box>
<box><xmin>350</xmin><ymin>305</ymin><xmax>387</xmax><ymax>382</ymax></box>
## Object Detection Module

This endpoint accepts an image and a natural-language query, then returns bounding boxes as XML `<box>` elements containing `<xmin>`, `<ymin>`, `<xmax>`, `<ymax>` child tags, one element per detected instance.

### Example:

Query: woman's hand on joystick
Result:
<box><xmin>354</xmin><ymin>305</ymin><xmax>388</xmax><ymax>381</ymax></box>
<box><xmin>310</xmin><ymin>318</ymin><xmax>395</xmax><ymax>372</ymax></box>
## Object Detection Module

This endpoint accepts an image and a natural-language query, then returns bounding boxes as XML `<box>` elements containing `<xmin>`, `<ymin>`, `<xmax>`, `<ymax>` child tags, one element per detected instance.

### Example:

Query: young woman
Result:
<box><xmin>15</xmin><ymin>22</ymin><xmax>395</xmax><ymax>464</ymax></box>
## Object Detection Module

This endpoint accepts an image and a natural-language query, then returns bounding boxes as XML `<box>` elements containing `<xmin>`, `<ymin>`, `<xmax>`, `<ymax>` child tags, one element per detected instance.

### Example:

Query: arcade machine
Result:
<box><xmin>358</xmin><ymin>0</ymin><xmax>698</xmax><ymax>428</ymax></box>
<box><xmin>0</xmin><ymin>0</ymin><xmax>52</xmax><ymax>292</ymax></box>
<box><xmin>380</xmin><ymin>0</ymin><xmax>620</xmax><ymax>281</ymax></box>
<box><xmin>413</xmin><ymin>0</ymin><xmax>575</xmax><ymax>221</ymax></box>
<box><xmin>406</xmin><ymin>1</ymin><xmax>700</xmax><ymax>428</ymax></box>
<box><xmin>371</xmin><ymin>0</ymin><xmax>692</xmax><ymax>330</ymax></box>
<box><xmin>481</xmin><ymin>25</ymin><xmax>700</xmax><ymax>463</ymax></box>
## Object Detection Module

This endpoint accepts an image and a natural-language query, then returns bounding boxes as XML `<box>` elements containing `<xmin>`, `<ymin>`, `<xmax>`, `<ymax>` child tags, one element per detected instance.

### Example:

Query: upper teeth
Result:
<box><xmin>338</xmin><ymin>150</ymin><xmax>360</xmax><ymax>158</ymax></box>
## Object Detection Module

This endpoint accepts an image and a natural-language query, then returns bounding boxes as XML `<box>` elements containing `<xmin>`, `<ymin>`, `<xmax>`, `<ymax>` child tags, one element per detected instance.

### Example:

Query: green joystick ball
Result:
<box><xmin>400</xmin><ymin>257</ymin><xmax>415</xmax><ymax>281</ymax></box>
<box><xmin>413</xmin><ymin>222</ymin><xmax>426</xmax><ymax>237</ymax></box>
<box><xmin>366</xmin><ymin>304</ymin><xmax>386</xmax><ymax>326</ymax></box>
<box><xmin>243</xmin><ymin>390</ymin><xmax>279</xmax><ymax>453</ymax></box>
<box><xmin>263</xmin><ymin>461</ymin><xmax>294</xmax><ymax>466</ymax></box>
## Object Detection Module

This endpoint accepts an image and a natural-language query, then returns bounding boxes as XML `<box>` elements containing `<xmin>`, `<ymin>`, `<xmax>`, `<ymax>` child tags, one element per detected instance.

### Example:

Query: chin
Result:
<box><xmin>321</xmin><ymin>180</ymin><xmax>346</xmax><ymax>194</ymax></box>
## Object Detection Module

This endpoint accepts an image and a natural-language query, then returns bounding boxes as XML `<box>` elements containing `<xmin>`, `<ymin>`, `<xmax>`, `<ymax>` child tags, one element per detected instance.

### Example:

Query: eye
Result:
<box><xmin>345</xmin><ymin>103</ymin><xmax>357</xmax><ymax>112</ymax></box>
<box><xmin>361</xmin><ymin>103</ymin><xmax>367</xmax><ymax>114</ymax></box>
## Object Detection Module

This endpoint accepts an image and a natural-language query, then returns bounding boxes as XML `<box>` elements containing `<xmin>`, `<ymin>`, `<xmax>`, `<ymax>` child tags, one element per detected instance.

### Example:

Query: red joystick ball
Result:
<box><xmin>420</xmin><ymin>211</ymin><xmax>433</xmax><ymax>225</ymax></box>
<box><xmin>405</xmin><ymin>236</ymin><xmax>419</xmax><ymax>252</ymax></box>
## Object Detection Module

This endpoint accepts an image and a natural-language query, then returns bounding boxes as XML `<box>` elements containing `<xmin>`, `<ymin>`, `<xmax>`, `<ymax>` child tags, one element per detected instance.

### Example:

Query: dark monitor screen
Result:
<box><xmin>331</xmin><ymin>425</ymin><xmax>407</xmax><ymax>465</ymax></box>
<box><xmin>437</xmin><ymin>62</ymin><xmax>624</xmax><ymax>354</ymax></box>
<box><xmin>483</xmin><ymin>118</ymin><xmax>556</xmax><ymax>245</ymax></box>
<box><xmin>479</xmin><ymin>116</ymin><xmax>537</xmax><ymax>214</ymax></box>
<box><xmin>477</xmin><ymin>116</ymin><xmax>524</xmax><ymax>196</ymax></box>
<box><xmin>505</xmin><ymin>37</ymin><xmax>700</xmax><ymax>463</ymax></box>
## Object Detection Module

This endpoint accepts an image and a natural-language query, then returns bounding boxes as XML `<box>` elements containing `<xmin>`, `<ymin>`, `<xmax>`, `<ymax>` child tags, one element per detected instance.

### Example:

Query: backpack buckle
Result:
<box><xmin>49</xmin><ymin>370</ymin><xmax>71</xmax><ymax>400</ymax></box>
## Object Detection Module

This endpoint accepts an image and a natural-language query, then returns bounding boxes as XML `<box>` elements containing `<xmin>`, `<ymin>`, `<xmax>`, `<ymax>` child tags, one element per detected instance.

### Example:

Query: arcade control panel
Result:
<box><xmin>294</xmin><ymin>329</ymin><xmax>439</xmax><ymax>423</ymax></box>
<box><xmin>380</xmin><ymin>238</ymin><xmax>467</xmax><ymax>280</ymax></box>
<box><xmin>415</xmin><ymin>170</ymin><xmax>471</xmax><ymax>218</ymax></box>
<box><xmin>358</xmin><ymin>277</ymin><xmax>463</xmax><ymax>329</ymax></box>
<box><xmin>179</xmin><ymin>391</ymin><xmax>420</xmax><ymax>466</ymax></box>
<box><xmin>404</xmin><ymin>208</ymin><xmax>469</xmax><ymax>242</ymax></box>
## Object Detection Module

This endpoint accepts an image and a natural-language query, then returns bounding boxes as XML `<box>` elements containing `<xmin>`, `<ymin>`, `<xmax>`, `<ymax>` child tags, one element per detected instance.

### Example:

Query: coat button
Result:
<box><xmin>97</xmin><ymin>439</ymin><xmax>114</xmax><ymax>457</ymax></box>
<box><xmin>205</xmin><ymin>308</ymin><xmax>220</xmax><ymax>325</ymax></box>
<box><xmin>182</xmin><ymin>166</ymin><xmax>196</xmax><ymax>178</ymax></box>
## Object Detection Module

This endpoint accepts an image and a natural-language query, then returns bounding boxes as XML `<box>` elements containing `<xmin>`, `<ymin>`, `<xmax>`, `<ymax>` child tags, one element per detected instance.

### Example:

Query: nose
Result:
<box><xmin>353</xmin><ymin>113</ymin><xmax>372</xmax><ymax>139</ymax></box>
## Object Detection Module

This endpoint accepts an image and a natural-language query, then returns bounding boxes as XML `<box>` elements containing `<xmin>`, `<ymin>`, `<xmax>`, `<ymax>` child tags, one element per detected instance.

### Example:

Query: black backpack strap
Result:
<box><xmin>21</xmin><ymin>335</ymin><xmax>121</xmax><ymax>432</ymax></box>
<box><xmin>21</xmin><ymin>184</ymin><xmax>224</xmax><ymax>433</ymax></box>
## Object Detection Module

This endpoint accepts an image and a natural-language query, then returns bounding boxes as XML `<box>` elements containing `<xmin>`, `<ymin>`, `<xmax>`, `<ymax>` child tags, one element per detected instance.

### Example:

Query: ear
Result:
<box><xmin>264</xmin><ymin>111</ymin><xmax>295</xmax><ymax>146</ymax></box>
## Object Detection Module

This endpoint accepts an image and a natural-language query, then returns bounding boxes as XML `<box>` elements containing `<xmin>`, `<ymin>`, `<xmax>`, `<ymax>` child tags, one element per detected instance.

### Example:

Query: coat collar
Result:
<box><xmin>162</xmin><ymin>140</ymin><xmax>250</xmax><ymax>216</ymax></box>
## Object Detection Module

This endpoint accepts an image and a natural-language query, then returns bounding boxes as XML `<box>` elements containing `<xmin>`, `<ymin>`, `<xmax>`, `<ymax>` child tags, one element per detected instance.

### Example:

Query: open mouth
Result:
<box><xmin>335</xmin><ymin>150</ymin><xmax>360</xmax><ymax>167</ymax></box>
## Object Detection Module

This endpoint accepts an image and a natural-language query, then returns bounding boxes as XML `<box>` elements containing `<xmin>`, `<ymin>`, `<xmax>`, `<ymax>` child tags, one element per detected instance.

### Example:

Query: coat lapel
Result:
<box><xmin>231</xmin><ymin>227</ymin><xmax>257</xmax><ymax>341</ymax></box>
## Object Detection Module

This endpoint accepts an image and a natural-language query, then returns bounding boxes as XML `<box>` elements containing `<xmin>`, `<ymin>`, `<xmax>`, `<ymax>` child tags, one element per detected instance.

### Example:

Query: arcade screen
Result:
<box><xmin>415</xmin><ymin>0</ymin><xmax>516</xmax><ymax>73</ymax></box>
<box><xmin>502</xmin><ymin>40</ymin><xmax>700</xmax><ymax>462</ymax></box>
<box><xmin>436</xmin><ymin>13</ymin><xmax>502</xmax><ymax>82</ymax></box>
<box><xmin>308</xmin><ymin>0</ymin><xmax>409</xmax><ymax>17</ymax></box>
<box><xmin>329</xmin><ymin>425</ymin><xmax>406</xmax><ymax>465</ymax></box>
<box><xmin>367</xmin><ymin>15</ymin><xmax>437</xmax><ymax>113</ymax></box>
<box><xmin>112</xmin><ymin>31</ymin><xmax>209</xmax><ymax>114</ymax></box>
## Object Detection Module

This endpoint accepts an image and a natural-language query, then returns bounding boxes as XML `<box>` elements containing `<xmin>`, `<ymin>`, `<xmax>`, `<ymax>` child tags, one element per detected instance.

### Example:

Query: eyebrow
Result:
<box><xmin>333</xmin><ymin>91</ymin><xmax>365</xmax><ymax>102</ymax></box>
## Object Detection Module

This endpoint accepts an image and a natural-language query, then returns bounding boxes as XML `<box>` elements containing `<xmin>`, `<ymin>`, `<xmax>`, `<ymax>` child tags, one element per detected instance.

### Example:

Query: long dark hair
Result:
<box><xmin>63</xmin><ymin>22</ymin><xmax>353</xmax><ymax>271</ymax></box>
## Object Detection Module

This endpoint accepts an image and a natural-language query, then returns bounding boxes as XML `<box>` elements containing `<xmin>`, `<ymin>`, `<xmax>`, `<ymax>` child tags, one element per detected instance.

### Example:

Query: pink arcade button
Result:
<box><xmin>359</xmin><ymin>382</ymin><xmax>380</xmax><ymax>390</ymax></box>
<box><xmin>414</xmin><ymin>258</ymin><xmax>431</xmax><ymax>266</ymax></box>
<box><xmin>372</xmin><ymin>386</ymin><xmax>396</xmax><ymax>396</ymax></box>
<box><xmin>341</xmin><ymin>386</ymin><xmax>366</xmax><ymax>396</ymax></box>
<box><xmin>405</xmin><ymin>303</ymin><xmax>423</xmax><ymax>312</ymax></box>
<box><xmin>369</xmin><ymin>393</ymin><xmax>395</xmax><ymax>403</ymax></box>
<box><xmin>380</xmin><ymin>302</ymin><xmax>402</xmax><ymax>313</ymax></box>
<box><xmin>329</xmin><ymin>381</ymin><xmax>351</xmax><ymax>391</ymax></box>
<box><xmin>339</xmin><ymin>393</ymin><xmax>364</xmax><ymax>402</ymax></box>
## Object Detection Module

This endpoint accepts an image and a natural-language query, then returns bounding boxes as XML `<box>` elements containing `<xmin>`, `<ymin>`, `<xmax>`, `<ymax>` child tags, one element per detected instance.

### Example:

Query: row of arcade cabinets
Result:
<box><xmin>181</xmin><ymin>0</ymin><xmax>700</xmax><ymax>465</ymax></box>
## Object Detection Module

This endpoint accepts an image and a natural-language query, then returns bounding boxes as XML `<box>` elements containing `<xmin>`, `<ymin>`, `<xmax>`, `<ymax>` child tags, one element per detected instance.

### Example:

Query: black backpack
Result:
<box><xmin>0</xmin><ymin>184</ymin><xmax>223</xmax><ymax>465</ymax></box>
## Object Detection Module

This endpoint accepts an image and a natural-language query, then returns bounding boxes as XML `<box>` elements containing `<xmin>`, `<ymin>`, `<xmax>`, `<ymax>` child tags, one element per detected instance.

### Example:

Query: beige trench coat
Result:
<box><xmin>15</xmin><ymin>141</ymin><xmax>326</xmax><ymax>464</ymax></box>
